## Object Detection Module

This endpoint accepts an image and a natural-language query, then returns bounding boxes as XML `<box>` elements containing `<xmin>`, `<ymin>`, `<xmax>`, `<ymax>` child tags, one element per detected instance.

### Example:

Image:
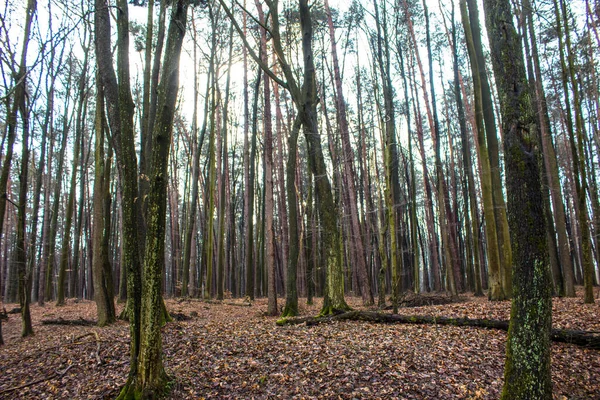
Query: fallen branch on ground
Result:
<box><xmin>41</xmin><ymin>317</ymin><xmax>96</xmax><ymax>326</ymax></box>
<box><xmin>0</xmin><ymin>364</ymin><xmax>75</xmax><ymax>395</ymax></box>
<box><xmin>73</xmin><ymin>331</ymin><xmax>102</xmax><ymax>365</ymax></box>
<box><xmin>383</xmin><ymin>294</ymin><xmax>460</xmax><ymax>308</ymax></box>
<box><xmin>276</xmin><ymin>310</ymin><xmax>600</xmax><ymax>350</ymax></box>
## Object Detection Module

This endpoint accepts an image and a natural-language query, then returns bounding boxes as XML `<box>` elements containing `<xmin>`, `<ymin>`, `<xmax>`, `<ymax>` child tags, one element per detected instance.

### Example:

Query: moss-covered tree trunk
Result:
<box><xmin>16</xmin><ymin>48</ymin><xmax>34</xmax><ymax>339</ymax></box>
<box><xmin>95</xmin><ymin>0</ymin><xmax>143</xmax><ymax>393</ymax></box>
<box><xmin>373</xmin><ymin>0</ymin><xmax>399</xmax><ymax>309</ymax></box>
<box><xmin>119</xmin><ymin>1</ymin><xmax>188</xmax><ymax>397</ymax></box>
<box><xmin>219</xmin><ymin>0</ymin><xmax>348</xmax><ymax>313</ymax></box>
<box><xmin>5</xmin><ymin>0</ymin><xmax>36</xmax><ymax>336</ymax></box>
<box><xmin>482</xmin><ymin>0</ymin><xmax>553</xmax><ymax>397</ymax></box>
<box><xmin>297</xmin><ymin>0</ymin><xmax>349</xmax><ymax>315</ymax></box>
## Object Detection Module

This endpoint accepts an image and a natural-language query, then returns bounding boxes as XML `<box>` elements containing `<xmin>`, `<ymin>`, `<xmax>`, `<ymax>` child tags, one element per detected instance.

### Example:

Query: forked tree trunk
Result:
<box><xmin>118</xmin><ymin>1</ymin><xmax>189</xmax><ymax>397</ymax></box>
<box><xmin>95</xmin><ymin>0</ymin><xmax>143</xmax><ymax>392</ymax></box>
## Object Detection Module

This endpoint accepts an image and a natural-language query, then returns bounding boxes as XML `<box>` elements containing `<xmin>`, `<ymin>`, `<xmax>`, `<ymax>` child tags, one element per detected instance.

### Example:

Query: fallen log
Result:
<box><xmin>277</xmin><ymin>311</ymin><xmax>600</xmax><ymax>350</ymax></box>
<box><xmin>41</xmin><ymin>317</ymin><xmax>96</xmax><ymax>326</ymax></box>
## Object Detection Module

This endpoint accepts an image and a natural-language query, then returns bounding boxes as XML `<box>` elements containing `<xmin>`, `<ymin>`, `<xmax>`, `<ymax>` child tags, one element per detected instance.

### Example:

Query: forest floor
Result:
<box><xmin>0</xmin><ymin>292</ymin><xmax>599</xmax><ymax>399</ymax></box>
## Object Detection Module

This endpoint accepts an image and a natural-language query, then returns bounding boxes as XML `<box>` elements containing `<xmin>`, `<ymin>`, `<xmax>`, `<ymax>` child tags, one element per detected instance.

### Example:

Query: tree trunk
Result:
<box><xmin>324</xmin><ymin>0</ymin><xmax>372</xmax><ymax>306</ymax></box>
<box><xmin>482</xmin><ymin>0</ymin><xmax>553</xmax><ymax>397</ymax></box>
<box><xmin>523</xmin><ymin>0</ymin><xmax>574</xmax><ymax>297</ymax></box>
<box><xmin>56</xmin><ymin>83</ymin><xmax>84</xmax><ymax>306</ymax></box>
<box><xmin>217</xmin><ymin>23</ymin><xmax>234</xmax><ymax>301</ymax></box>
<box><xmin>95</xmin><ymin>0</ymin><xmax>143</xmax><ymax>392</ymax></box>
<box><xmin>15</xmin><ymin>0</ymin><xmax>35</xmax><ymax>336</ymax></box>
<box><xmin>118</xmin><ymin>1</ymin><xmax>189</xmax><ymax>397</ymax></box>
<box><xmin>554</xmin><ymin>0</ymin><xmax>595</xmax><ymax>304</ymax></box>
<box><xmin>460</xmin><ymin>0</ymin><xmax>505</xmax><ymax>300</ymax></box>
<box><xmin>92</xmin><ymin>77</ymin><xmax>116</xmax><ymax>327</ymax></box>
<box><xmin>451</xmin><ymin>3</ymin><xmax>483</xmax><ymax>296</ymax></box>
<box><xmin>466</xmin><ymin>0</ymin><xmax>513</xmax><ymax>298</ymax></box>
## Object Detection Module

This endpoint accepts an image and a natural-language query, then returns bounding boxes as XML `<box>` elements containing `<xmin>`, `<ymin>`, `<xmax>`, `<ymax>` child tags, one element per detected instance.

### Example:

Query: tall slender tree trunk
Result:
<box><xmin>181</xmin><ymin>11</ymin><xmax>211</xmax><ymax>297</ymax></box>
<box><xmin>1</xmin><ymin>0</ymin><xmax>36</xmax><ymax>320</ymax></box>
<box><xmin>56</xmin><ymin>80</ymin><xmax>85</xmax><ymax>306</ymax></box>
<box><xmin>460</xmin><ymin>0</ymin><xmax>505</xmax><ymax>300</ymax></box>
<box><xmin>217</xmin><ymin>24</ymin><xmax>234</xmax><ymax>301</ymax></box>
<box><xmin>93</xmin><ymin>76</ymin><xmax>116</xmax><ymax>327</ymax></box>
<box><xmin>421</xmin><ymin>0</ymin><xmax>458</xmax><ymax>296</ymax></box>
<box><xmin>466</xmin><ymin>0</ymin><xmax>513</xmax><ymax>298</ymax></box>
<box><xmin>254</xmin><ymin>1</ymin><xmax>277</xmax><ymax>314</ymax></box>
<box><xmin>554</xmin><ymin>0</ymin><xmax>595</xmax><ymax>303</ymax></box>
<box><xmin>324</xmin><ymin>0</ymin><xmax>372</xmax><ymax>306</ymax></box>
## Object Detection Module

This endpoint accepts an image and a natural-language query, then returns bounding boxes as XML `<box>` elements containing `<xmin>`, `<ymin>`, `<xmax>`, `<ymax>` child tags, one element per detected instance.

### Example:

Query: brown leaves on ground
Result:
<box><xmin>0</xmin><ymin>293</ymin><xmax>598</xmax><ymax>399</ymax></box>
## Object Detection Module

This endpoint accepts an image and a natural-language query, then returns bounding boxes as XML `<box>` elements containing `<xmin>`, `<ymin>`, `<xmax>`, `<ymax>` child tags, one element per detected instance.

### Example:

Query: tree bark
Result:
<box><xmin>118</xmin><ymin>1</ymin><xmax>189</xmax><ymax>397</ymax></box>
<box><xmin>483</xmin><ymin>0</ymin><xmax>553</xmax><ymax>397</ymax></box>
<box><xmin>92</xmin><ymin>76</ymin><xmax>116</xmax><ymax>327</ymax></box>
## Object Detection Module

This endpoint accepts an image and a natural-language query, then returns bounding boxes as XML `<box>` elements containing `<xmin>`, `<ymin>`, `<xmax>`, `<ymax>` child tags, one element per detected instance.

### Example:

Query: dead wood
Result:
<box><xmin>389</xmin><ymin>293</ymin><xmax>460</xmax><ymax>308</ymax></box>
<box><xmin>170</xmin><ymin>312</ymin><xmax>192</xmax><ymax>321</ymax></box>
<box><xmin>0</xmin><ymin>364</ymin><xmax>76</xmax><ymax>395</ymax></box>
<box><xmin>40</xmin><ymin>317</ymin><xmax>96</xmax><ymax>326</ymax></box>
<box><xmin>224</xmin><ymin>301</ymin><xmax>252</xmax><ymax>307</ymax></box>
<box><xmin>277</xmin><ymin>310</ymin><xmax>600</xmax><ymax>350</ymax></box>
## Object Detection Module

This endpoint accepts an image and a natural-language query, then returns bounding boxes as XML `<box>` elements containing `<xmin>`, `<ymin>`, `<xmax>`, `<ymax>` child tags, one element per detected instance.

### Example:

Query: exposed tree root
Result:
<box><xmin>276</xmin><ymin>310</ymin><xmax>600</xmax><ymax>350</ymax></box>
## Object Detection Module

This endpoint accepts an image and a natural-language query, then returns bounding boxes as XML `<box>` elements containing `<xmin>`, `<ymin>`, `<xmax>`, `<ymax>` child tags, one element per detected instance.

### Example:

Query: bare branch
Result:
<box><xmin>216</xmin><ymin>0</ymin><xmax>287</xmax><ymax>89</ymax></box>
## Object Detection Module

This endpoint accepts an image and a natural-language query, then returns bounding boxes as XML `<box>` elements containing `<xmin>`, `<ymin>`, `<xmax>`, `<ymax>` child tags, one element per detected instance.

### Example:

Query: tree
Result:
<box><xmin>324</xmin><ymin>0</ymin><xmax>373</xmax><ymax>306</ymax></box>
<box><xmin>553</xmin><ymin>0</ymin><xmax>595</xmax><ymax>304</ymax></box>
<box><xmin>482</xmin><ymin>0</ymin><xmax>553</xmax><ymax>397</ymax></box>
<box><xmin>460</xmin><ymin>0</ymin><xmax>505</xmax><ymax>300</ymax></box>
<box><xmin>92</xmin><ymin>76</ymin><xmax>116</xmax><ymax>327</ymax></box>
<box><xmin>95</xmin><ymin>0</ymin><xmax>144</xmax><ymax>394</ymax></box>
<box><xmin>117</xmin><ymin>1</ymin><xmax>189</xmax><ymax>397</ymax></box>
<box><xmin>0</xmin><ymin>0</ymin><xmax>36</xmax><ymax>315</ymax></box>
<box><xmin>219</xmin><ymin>0</ymin><xmax>349</xmax><ymax>315</ymax></box>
